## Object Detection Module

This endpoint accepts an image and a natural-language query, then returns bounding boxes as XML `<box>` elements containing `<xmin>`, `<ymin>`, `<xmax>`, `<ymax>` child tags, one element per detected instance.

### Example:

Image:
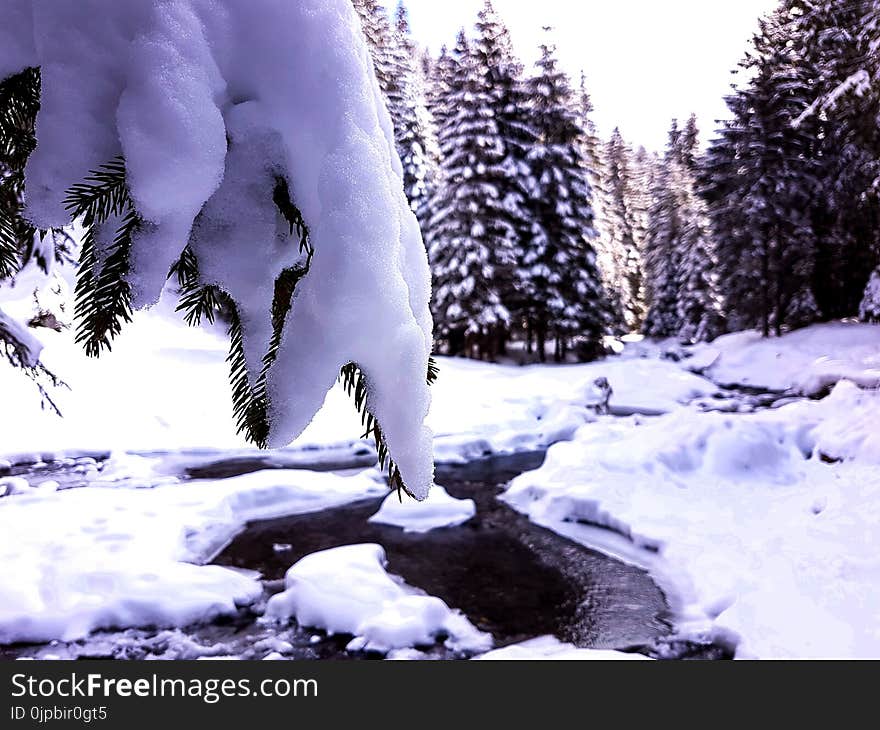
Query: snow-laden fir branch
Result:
<box><xmin>0</xmin><ymin>0</ymin><xmax>435</xmax><ymax>498</ymax></box>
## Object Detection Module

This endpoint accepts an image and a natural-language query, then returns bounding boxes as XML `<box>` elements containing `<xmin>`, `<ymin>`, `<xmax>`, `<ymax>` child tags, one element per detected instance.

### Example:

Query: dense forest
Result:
<box><xmin>357</xmin><ymin>0</ymin><xmax>880</xmax><ymax>361</ymax></box>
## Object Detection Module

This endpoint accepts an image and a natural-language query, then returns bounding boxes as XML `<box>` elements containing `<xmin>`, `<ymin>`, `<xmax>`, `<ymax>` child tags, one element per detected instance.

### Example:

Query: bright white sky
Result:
<box><xmin>405</xmin><ymin>0</ymin><xmax>778</xmax><ymax>151</ymax></box>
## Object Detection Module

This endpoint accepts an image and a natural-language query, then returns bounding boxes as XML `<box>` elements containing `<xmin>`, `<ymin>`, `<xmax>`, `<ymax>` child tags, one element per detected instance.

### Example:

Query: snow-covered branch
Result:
<box><xmin>0</xmin><ymin>0</ymin><xmax>434</xmax><ymax>497</ymax></box>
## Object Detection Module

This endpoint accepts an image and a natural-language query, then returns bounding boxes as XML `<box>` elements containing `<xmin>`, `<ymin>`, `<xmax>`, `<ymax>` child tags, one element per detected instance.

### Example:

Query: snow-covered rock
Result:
<box><xmin>369</xmin><ymin>484</ymin><xmax>475</xmax><ymax>533</ymax></box>
<box><xmin>0</xmin><ymin>477</ymin><xmax>32</xmax><ymax>497</ymax></box>
<box><xmin>473</xmin><ymin>635</ymin><xmax>651</xmax><ymax>661</ymax></box>
<box><xmin>264</xmin><ymin>544</ymin><xmax>491</xmax><ymax>654</ymax></box>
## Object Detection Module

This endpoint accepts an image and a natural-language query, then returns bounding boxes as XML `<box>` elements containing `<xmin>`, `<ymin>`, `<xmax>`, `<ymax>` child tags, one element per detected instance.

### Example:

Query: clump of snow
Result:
<box><xmin>0</xmin><ymin>467</ymin><xmax>384</xmax><ymax>645</ymax></box>
<box><xmin>2</xmin><ymin>0</ymin><xmax>433</xmax><ymax>498</ymax></box>
<box><xmin>504</xmin><ymin>386</ymin><xmax>880</xmax><ymax>658</ymax></box>
<box><xmin>473</xmin><ymin>636</ymin><xmax>650</xmax><ymax>661</ymax></box>
<box><xmin>368</xmin><ymin>483</ymin><xmax>475</xmax><ymax>533</ymax></box>
<box><xmin>264</xmin><ymin>544</ymin><xmax>491</xmax><ymax>654</ymax></box>
<box><xmin>806</xmin><ymin>380</ymin><xmax>880</xmax><ymax>464</ymax></box>
<box><xmin>689</xmin><ymin>322</ymin><xmax>880</xmax><ymax>394</ymax></box>
<box><xmin>0</xmin><ymin>309</ymin><xmax>43</xmax><ymax>368</ymax></box>
<box><xmin>0</xmin><ymin>477</ymin><xmax>32</xmax><ymax>497</ymax></box>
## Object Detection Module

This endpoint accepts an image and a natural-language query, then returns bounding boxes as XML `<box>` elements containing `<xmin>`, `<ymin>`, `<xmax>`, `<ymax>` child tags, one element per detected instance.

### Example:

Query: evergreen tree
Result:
<box><xmin>645</xmin><ymin>118</ymin><xmax>722</xmax><ymax>342</ymax></box>
<box><xmin>426</xmin><ymin>31</ymin><xmax>516</xmax><ymax>359</ymax></box>
<box><xmin>355</xmin><ymin>1</ymin><xmax>440</xmax><ymax>227</ymax></box>
<box><xmin>353</xmin><ymin>0</ymin><xmax>398</xmax><ymax>100</ymax></box>
<box><xmin>522</xmin><ymin>42</ymin><xmax>605</xmax><ymax>362</ymax></box>
<box><xmin>673</xmin><ymin>126</ymin><xmax>723</xmax><ymax>343</ymax></box>
<box><xmin>471</xmin><ymin>0</ymin><xmax>535</xmax><ymax>348</ymax></box>
<box><xmin>576</xmin><ymin>73</ymin><xmax>621</xmax><ymax>332</ymax></box>
<box><xmin>642</xmin><ymin>125</ymin><xmax>683</xmax><ymax>338</ymax></box>
<box><xmin>388</xmin><ymin>2</ymin><xmax>441</xmax><ymax>228</ymax></box>
<box><xmin>792</xmin><ymin>0</ymin><xmax>880</xmax><ymax>320</ymax></box>
<box><xmin>678</xmin><ymin>114</ymin><xmax>700</xmax><ymax>172</ymax></box>
<box><xmin>599</xmin><ymin>128</ymin><xmax>644</xmax><ymax>331</ymax></box>
<box><xmin>703</xmin><ymin>4</ymin><xmax>821</xmax><ymax>336</ymax></box>
<box><xmin>859</xmin><ymin>268</ymin><xmax>880</xmax><ymax>323</ymax></box>
<box><xmin>627</xmin><ymin>145</ymin><xmax>655</xmax><ymax>255</ymax></box>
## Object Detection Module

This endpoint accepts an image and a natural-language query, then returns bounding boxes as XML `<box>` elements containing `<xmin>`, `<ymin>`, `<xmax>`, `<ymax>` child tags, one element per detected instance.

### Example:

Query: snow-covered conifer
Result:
<box><xmin>471</xmin><ymin>1</ymin><xmax>535</xmax><ymax>347</ymax></box>
<box><xmin>859</xmin><ymin>268</ymin><xmax>880</xmax><ymax>323</ymax></box>
<box><xmin>387</xmin><ymin>2</ymin><xmax>441</xmax><ymax>226</ymax></box>
<box><xmin>703</xmin><ymin>4</ymin><xmax>821</xmax><ymax>336</ymax></box>
<box><xmin>599</xmin><ymin>128</ymin><xmax>645</xmax><ymax>332</ymax></box>
<box><xmin>644</xmin><ymin>118</ymin><xmax>721</xmax><ymax>342</ymax></box>
<box><xmin>426</xmin><ymin>31</ymin><xmax>516</xmax><ymax>359</ymax></box>
<box><xmin>522</xmin><ymin>42</ymin><xmax>605</xmax><ymax>361</ymax></box>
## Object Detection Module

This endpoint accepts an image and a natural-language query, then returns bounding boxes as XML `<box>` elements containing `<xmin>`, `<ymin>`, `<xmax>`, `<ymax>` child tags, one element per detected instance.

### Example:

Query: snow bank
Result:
<box><xmin>428</xmin><ymin>355</ymin><xmax>716</xmax><ymax>462</ymax></box>
<box><xmin>0</xmin><ymin>468</ymin><xmax>384</xmax><ymax>645</ymax></box>
<box><xmin>2</xmin><ymin>0</ymin><xmax>433</xmax><ymax>497</ymax></box>
<box><xmin>504</xmin><ymin>386</ymin><xmax>880</xmax><ymax>658</ymax></box>
<box><xmin>368</xmin><ymin>484</ymin><xmax>475</xmax><ymax>533</ymax></box>
<box><xmin>690</xmin><ymin>322</ymin><xmax>880</xmax><ymax>394</ymax></box>
<box><xmin>264</xmin><ymin>544</ymin><xmax>491</xmax><ymax>654</ymax></box>
<box><xmin>473</xmin><ymin>636</ymin><xmax>650</xmax><ymax>661</ymax></box>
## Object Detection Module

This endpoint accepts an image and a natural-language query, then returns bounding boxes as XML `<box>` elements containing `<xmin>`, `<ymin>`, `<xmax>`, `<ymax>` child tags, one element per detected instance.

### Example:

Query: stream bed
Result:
<box><xmin>0</xmin><ymin>450</ymin><xmax>730</xmax><ymax>660</ymax></box>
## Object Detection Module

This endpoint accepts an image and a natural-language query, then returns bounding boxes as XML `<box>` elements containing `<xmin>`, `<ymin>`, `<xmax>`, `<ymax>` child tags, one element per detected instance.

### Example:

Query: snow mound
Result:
<box><xmin>504</xmin><ymin>389</ymin><xmax>880</xmax><ymax>658</ymax></box>
<box><xmin>0</xmin><ymin>467</ymin><xmax>384</xmax><ymax>645</ymax></box>
<box><xmin>808</xmin><ymin>381</ymin><xmax>880</xmax><ymax>463</ymax></box>
<box><xmin>264</xmin><ymin>544</ymin><xmax>491</xmax><ymax>654</ymax></box>
<box><xmin>2</xmin><ymin>0</ymin><xmax>433</xmax><ymax>498</ymax></box>
<box><xmin>691</xmin><ymin>322</ymin><xmax>880</xmax><ymax>394</ymax></box>
<box><xmin>368</xmin><ymin>484</ymin><xmax>475</xmax><ymax>533</ymax></box>
<box><xmin>473</xmin><ymin>636</ymin><xmax>651</xmax><ymax>661</ymax></box>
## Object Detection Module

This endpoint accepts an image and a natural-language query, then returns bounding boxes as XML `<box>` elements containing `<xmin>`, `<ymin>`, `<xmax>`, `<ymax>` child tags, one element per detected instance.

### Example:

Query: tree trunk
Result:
<box><xmin>761</xmin><ymin>235</ymin><xmax>771</xmax><ymax>338</ymax></box>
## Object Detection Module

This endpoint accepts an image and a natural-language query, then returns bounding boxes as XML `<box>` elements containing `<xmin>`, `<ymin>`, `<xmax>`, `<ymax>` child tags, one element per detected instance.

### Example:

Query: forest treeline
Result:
<box><xmin>356</xmin><ymin>0</ymin><xmax>880</xmax><ymax>361</ymax></box>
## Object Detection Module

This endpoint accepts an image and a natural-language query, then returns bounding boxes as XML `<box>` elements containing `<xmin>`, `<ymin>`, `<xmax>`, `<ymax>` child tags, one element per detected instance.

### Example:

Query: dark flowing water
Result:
<box><xmin>0</xmin><ymin>451</ymin><xmax>731</xmax><ymax>660</ymax></box>
<box><xmin>213</xmin><ymin>453</ymin><xmax>671</xmax><ymax>652</ymax></box>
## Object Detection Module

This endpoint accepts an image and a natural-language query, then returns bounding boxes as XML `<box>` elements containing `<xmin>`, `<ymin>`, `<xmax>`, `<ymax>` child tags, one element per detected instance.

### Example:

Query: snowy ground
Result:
<box><xmin>0</xmin><ymin>286</ymin><xmax>717</xmax><ymax>464</ymax></box>
<box><xmin>2</xmin><ymin>290</ymin><xmax>880</xmax><ymax>658</ymax></box>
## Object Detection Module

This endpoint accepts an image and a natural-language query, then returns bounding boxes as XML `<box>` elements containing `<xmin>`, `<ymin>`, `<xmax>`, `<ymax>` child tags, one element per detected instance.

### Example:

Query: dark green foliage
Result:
<box><xmin>340</xmin><ymin>355</ymin><xmax>438</xmax><ymax>499</ymax></box>
<box><xmin>170</xmin><ymin>178</ymin><xmax>315</xmax><ymax>450</ymax></box>
<box><xmin>172</xmin><ymin>175</ymin><xmax>435</xmax><ymax>497</ymax></box>
<box><xmin>63</xmin><ymin>158</ymin><xmax>139</xmax><ymax>357</ymax></box>
<box><xmin>0</xmin><ymin>67</ymin><xmax>69</xmax><ymax>409</ymax></box>
<box><xmin>0</xmin><ymin>67</ymin><xmax>40</xmax><ymax>279</ymax></box>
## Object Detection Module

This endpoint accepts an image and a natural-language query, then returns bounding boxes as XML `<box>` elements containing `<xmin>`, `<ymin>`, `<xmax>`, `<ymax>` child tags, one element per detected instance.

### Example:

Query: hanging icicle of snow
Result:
<box><xmin>1</xmin><ymin>0</ymin><xmax>434</xmax><ymax>497</ymax></box>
